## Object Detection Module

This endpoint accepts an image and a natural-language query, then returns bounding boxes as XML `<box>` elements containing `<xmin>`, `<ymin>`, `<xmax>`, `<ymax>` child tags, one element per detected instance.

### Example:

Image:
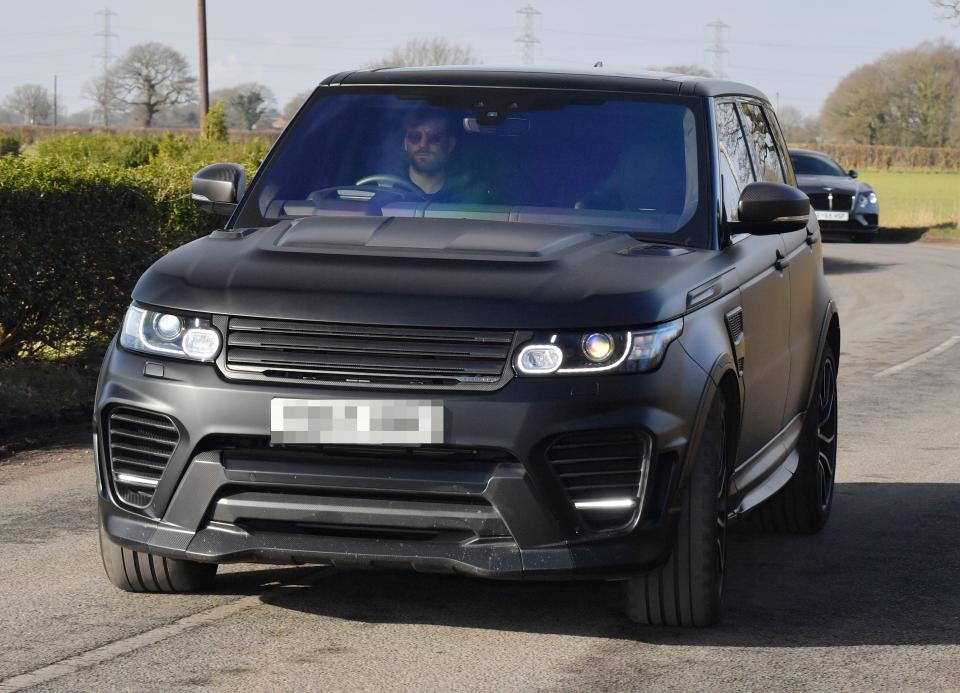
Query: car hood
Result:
<box><xmin>796</xmin><ymin>174</ymin><xmax>873</xmax><ymax>195</ymax></box>
<box><xmin>132</xmin><ymin>216</ymin><xmax>728</xmax><ymax>329</ymax></box>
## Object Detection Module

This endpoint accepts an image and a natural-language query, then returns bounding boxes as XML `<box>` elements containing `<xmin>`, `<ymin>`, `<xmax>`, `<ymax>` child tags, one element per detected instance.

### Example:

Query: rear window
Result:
<box><xmin>236</xmin><ymin>88</ymin><xmax>709</xmax><ymax>247</ymax></box>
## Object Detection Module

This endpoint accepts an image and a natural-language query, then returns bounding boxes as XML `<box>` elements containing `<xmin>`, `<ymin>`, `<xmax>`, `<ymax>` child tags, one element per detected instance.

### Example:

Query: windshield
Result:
<box><xmin>790</xmin><ymin>152</ymin><xmax>847</xmax><ymax>177</ymax></box>
<box><xmin>236</xmin><ymin>88</ymin><xmax>709</xmax><ymax>247</ymax></box>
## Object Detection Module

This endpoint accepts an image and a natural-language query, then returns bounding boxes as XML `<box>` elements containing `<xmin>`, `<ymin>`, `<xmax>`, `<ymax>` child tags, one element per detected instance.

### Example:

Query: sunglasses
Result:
<box><xmin>405</xmin><ymin>130</ymin><xmax>447</xmax><ymax>146</ymax></box>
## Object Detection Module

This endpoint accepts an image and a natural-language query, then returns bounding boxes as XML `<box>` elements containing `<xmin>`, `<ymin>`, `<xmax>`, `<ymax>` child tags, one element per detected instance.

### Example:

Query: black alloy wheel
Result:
<box><xmin>753</xmin><ymin>344</ymin><xmax>839</xmax><ymax>534</ymax></box>
<box><xmin>816</xmin><ymin>354</ymin><xmax>838</xmax><ymax>512</ymax></box>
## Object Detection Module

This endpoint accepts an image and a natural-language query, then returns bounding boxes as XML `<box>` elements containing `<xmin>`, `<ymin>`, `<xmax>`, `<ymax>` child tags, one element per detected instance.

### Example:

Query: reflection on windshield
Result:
<box><xmin>241</xmin><ymin>90</ymin><xmax>706</xmax><ymax>246</ymax></box>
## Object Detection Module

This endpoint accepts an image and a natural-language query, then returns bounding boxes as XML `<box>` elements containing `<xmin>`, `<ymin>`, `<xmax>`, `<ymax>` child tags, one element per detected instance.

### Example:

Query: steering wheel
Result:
<box><xmin>355</xmin><ymin>174</ymin><xmax>424</xmax><ymax>197</ymax></box>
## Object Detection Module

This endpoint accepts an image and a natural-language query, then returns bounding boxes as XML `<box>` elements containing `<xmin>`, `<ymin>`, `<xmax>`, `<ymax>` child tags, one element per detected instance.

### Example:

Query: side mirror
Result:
<box><xmin>848</xmin><ymin>169</ymin><xmax>858</xmax><ymax>179</ymax></box>
<box><xmin>191</xmin><ymin>162</ymin><xmax>247</xmax><ymax>216</ymax></box>
<box><xmin>734</xmin><ymin>181</ymin><xmax>810</xmax><ymax>235</ymax></box>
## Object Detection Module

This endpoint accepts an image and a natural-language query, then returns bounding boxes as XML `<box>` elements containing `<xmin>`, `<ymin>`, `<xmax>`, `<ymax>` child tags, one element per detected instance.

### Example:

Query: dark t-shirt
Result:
<box><xmin>407</xmin><ymin>172</ymin><xmax>490</xmax><ymax>204</ymax></box>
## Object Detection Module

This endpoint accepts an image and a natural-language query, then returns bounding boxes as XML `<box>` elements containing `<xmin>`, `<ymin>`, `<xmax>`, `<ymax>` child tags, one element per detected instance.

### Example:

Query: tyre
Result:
<box><xmin>99</xmin><ymin>521</ymin><xmax>217</xmax><ymax>593</ymax></box>
<box><xmin>624</xmin><ymin>394</ymin><xmax>730</xmax><ymax>627</ymax></box>
<box><xmin>753</xmin><ymin>344</ymin><xmax>838</xmax><ymax>533</ymax></box>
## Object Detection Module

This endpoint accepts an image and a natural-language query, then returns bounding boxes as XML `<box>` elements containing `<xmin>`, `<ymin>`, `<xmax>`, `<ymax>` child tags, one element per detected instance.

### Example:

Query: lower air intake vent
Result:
<box><xmin>544</xmin><ymin>430</ymin><xmax>651</xmax><ymax>531</ymax></box>
<box><xmin>107</xmin><ymin>407</ymin><xmax>179</xmax><ymax>508</ymax></box>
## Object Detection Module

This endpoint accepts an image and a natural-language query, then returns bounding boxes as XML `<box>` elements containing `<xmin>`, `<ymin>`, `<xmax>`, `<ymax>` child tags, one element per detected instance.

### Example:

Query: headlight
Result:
<box><xmin>120</xmin><ymin>305</ymin><xmax>221</xmax><ymax>362</ymax></box>
<box><xmin>858</xmin><ymin>191</ymin><xmax>878</xmax><ymax>207</ymax></box>
<box><xmin>514</xmin><ymin>318</ymin><xmax>683</xmax><ymax>376</ymax></box>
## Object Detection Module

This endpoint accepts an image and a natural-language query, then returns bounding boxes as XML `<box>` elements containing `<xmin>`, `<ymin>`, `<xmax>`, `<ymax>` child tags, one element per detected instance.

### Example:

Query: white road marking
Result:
<box><xmin>874</xmin><ymin>336</ymin><xmax>960</xmax><ymax>378</ymax></box>
<box><xmin>0</xmin><ymin>577</ymin><xmax>321</xmax><ymax>692</ymax></box>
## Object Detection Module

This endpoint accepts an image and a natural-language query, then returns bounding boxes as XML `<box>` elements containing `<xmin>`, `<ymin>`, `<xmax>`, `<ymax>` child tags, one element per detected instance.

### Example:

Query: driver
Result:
<box><xmin>401</xmin><ymin>107</ymin><xmax>458</xmax><ymax>200</ymax></box>
<box><xmin>399</xmin><ymin>107</ymin><xmax>482</xmax><ymax>203</ymax></box>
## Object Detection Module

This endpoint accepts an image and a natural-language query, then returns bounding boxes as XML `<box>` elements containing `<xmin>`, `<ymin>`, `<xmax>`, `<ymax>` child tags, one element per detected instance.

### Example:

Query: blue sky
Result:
<box><xmin>2</xmin><ymin>0</ymin><xmax>957</xmax><ymax>117</ymax></box>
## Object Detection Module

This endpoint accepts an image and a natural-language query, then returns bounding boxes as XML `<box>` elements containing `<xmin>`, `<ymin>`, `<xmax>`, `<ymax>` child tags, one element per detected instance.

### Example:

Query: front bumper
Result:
<box><xmin>94</xmin><ymin>337</ymin><xmax>711</xmax><ymax>578</ymax></box>
<box><xmin>816</xmin><ymin>210</ymin><xmax>879</xmax><ymax>236</ymax></box>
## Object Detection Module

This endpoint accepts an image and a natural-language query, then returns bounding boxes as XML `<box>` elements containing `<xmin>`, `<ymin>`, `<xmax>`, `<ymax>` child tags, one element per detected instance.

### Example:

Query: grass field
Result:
<box><xmin>858</xmin><ymin>168</ymin><xmax>960</xmax><ymax>238</ymax></box>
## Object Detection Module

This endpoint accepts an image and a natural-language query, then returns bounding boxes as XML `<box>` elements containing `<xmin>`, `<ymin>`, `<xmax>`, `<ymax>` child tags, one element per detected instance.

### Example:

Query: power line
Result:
<box><xmin>516</xmin><ymin>4</ymin><xmax>540</xmax><ymax>66</ymax></box>
<box><xmin>705</xmin><ymin>19</ymin><xmax>729</xmax><ymax>79</ymax></box>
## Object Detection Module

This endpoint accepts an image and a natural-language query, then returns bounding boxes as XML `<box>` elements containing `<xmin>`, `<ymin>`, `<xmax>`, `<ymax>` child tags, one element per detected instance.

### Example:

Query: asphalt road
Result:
<box><xmin>2</xmin><ymin>241</ymin><xmax>959</xmax><ymax>692</ymax></box>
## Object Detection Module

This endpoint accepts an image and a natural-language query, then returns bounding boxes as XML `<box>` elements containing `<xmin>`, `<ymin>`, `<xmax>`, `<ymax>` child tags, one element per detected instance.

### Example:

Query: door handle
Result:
<box><xmin>774</xmin><ymin>249</ymin><xmax>791</xmax><ymax>271</ymax></box>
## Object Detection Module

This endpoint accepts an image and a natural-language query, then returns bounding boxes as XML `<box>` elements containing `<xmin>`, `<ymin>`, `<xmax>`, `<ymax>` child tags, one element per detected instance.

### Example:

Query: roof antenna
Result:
<box><xmin>593</xmin><ymin>60</ymin><xmax>603</xmax><ymax>68</ymax></box>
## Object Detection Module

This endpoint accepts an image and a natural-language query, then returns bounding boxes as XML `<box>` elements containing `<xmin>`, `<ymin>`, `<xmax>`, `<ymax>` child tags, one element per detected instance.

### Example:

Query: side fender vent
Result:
<box><xmin>724</xmin><ymin>307</ymin><xmax>746</xmax><ymax>376</ymax></box>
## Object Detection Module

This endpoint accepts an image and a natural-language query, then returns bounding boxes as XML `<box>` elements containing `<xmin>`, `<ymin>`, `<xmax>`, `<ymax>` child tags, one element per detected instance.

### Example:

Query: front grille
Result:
<box><xmin>545</xmin><ymin>430</ymin><xmax>650</xmax><ymax>530</ymax></box>
<box><xmin>220</xmin><ymin>317</ymin><xmax>515</xmax><ymax>390</ymax></box>
<box><xmin>808</xmin><ymin>192</ymin><xmax>854</xmax><ymax>211</ymax></box>
<box><xmin>106</xmin><ymin>407</ymin><xmax>179</xmax><ymax>507</ymax></box>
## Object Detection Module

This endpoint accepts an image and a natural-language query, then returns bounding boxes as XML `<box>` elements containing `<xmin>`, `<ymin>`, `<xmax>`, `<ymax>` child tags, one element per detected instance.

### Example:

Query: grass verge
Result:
<box><xmin>859</xmin><ymin>168</ymin><xmax>960</xmax><ymax>238</ymax></box>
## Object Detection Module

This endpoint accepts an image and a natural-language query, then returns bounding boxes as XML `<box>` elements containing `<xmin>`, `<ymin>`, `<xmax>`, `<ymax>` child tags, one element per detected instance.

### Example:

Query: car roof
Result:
<box><xmin>788</xmin><ymin>147</ymin><xmax>834</xmax><ymax>159</ymax></box>
<box><xmin>322</xmin><ymin>65</ymin><xmax>771</xmax><ymax>102</ymax></box>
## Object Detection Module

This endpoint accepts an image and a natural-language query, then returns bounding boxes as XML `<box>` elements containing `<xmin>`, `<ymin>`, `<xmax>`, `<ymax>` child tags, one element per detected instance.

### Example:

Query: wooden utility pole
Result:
<box><xmin>197</xmin><ymin>0</ymin><xmax>209</xmax><ymax>125</ymax></box>
<box><xmin>53</xmin><ymin>75</ymin><xmax>58</xmax><ymax>127</ymax></box>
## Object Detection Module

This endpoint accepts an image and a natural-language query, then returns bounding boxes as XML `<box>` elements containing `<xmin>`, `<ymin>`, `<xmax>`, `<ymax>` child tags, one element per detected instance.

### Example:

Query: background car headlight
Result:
<box><xmin>120</xmin><ymin>305</ymin><xmax>221</xmax><ymax>362</ymax></box>
<box><xmin>513</xmin><ymin>319</ymin><xmax>683</xmax><ymax>376</ymax></box>
<box><xmin>858</xmin><ymin>191</ymin><xmax>878</xmax><ymax>207</ymax></box>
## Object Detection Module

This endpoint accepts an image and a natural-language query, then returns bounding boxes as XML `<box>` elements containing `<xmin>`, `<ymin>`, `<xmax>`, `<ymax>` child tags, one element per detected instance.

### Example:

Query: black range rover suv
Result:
<box><xmin>95</xmin><ymin>67</ymin><xmax>840</xmax><ymax>627</ymax></box>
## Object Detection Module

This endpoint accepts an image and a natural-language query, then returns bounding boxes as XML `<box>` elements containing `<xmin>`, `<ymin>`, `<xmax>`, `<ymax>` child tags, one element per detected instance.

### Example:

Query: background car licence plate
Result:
<box><xmin>270</xmin><ymin>398</ymin><xmax>443</xmax><ymax>445</ymax></box>
<box><xmin>815</xmin><ymin>210</ymin><xmax>849</xmax><ymax>221</ymax></box>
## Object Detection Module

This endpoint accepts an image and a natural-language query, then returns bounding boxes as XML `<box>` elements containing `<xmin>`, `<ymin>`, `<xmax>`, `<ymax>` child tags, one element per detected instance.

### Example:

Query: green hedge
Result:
<box><xmin>37</xmin><ymin>134</ymin><xmax>159</xmax><ymax>167</ymax></box>
<box><xmin>0</xmin><ymin>136</ymin><xmax>269</xmax><ymax>361</ymax></box>
<box><xmin>0</xmin><ymin>135</ymin><xmax>20</xmax><ymax>157</ymax></box>
<box><xmin>791</xmin><ymin>143</ymin><xmax>960</xmax><ymax>171</ymax></box>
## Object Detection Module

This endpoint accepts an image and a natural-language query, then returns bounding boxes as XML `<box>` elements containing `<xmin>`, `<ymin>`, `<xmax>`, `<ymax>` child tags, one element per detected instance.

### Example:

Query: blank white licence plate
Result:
<box><xmin>270</xmin><ymin>398</ymin><xmax>444</xmax><ymax>445</ymax></box>
<box><xmin>815</xmin><ymin>210</ymin><xmax>849</xmax><ymax>222</ymax></box>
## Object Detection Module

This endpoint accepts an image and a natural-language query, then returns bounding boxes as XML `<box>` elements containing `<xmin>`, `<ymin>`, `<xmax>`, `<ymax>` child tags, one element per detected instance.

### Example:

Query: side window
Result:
<box><xmin>714</xmin><ymin>102</ymin><xmax>753</xmax><ymax>223</ymax></box>
<box><xmin>718</xmin><ymin>156</ymin><xmax>742</xmax><ymax>223</ymax></box>
<box><xmin>716</xmin><ymin>102</ymin><xmax>754</xmax><ymax>189</ymax></box>
<box><xmin>739</xmin><ymin>102</ymin><xmax>785</xmax><ymax>183</ymax></box>
<box><xmin>762</xmin><ymin>105</ymin><xmax>796</xmax><ymax>186</ymax></box>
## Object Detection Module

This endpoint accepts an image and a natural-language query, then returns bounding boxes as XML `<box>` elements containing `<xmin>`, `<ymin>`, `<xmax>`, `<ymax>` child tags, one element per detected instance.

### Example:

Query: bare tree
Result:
<box><xmin>211</xmin><ymin>83</ymin><xmax>275</xmax><ymax>129</ymax></box>
<box><xmin>282</xmin><ymin>90</ymin><xmax>312</xmax><ymax>121</ymax></box>
<box><xmin>4</xmin><ymin>84</ymin><xmax>52</xmax><ymax>124</ymax></box>
<box><xmin>648</xmin><ymin>64</ymin><xmax>714</xmax><ymax>77</ymax></box>
<box><xmin>0</xmin><ymin>105</ymin><xmax>18</xmax><ymax>124</ymax></box>
<box><xmin>82</xmin><ymin>76</ymin><xmax>126</xmax><ymax>127</ymax></box>
<box><xmin>931</xmin><ymin>0</ymin><xmax>960</xmax><ymax>21</ymax></box>
<box><xmin>366</xmin><ymin>37</ymin><xmax>479</xmax><ymax>69</ymax></box>
<box><xmin>777</xmin><ymin>106</ymin><xmax>826</xmax><ymax>144</ymax></box>
<box><xmin>109</xmin><ymin>42</ymin><xmax>196</xmax><ymax>127</ymax></box>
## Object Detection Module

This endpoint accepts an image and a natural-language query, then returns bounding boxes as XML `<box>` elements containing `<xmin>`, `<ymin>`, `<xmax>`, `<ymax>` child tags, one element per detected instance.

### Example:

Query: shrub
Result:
<box><xmin>0</xmin><ymin>134</ymin><xmax>271</xmax><ymax>361</ymax></box>
<box><xmin>0</xmin><ymin>360</ymin><xmax>98</xmax><ymax>431</ymax></box>
<box><xmin>37</xmin><ymin>134</ymin><xmax>160</xmax><ymax>168</ymax></box>
<box><xmin>203</xmin><ymin>101</ymin><xmax>229</xmax><ymax>142</ymax></box>
<box><xmin>0</xmin><ymin>135</ymin><xmax>20</xmax><ymax>156</ymax></box>
<box><xmin>0</xmin><ymin>157</ymin><xmax>218</xmax><ymax>360</ymax></box>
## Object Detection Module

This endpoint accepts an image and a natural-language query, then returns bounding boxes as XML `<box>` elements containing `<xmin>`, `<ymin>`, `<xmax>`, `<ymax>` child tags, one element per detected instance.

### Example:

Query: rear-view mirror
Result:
<box><xmin>848</xmin><ymin>169</ymin><xmax>859</xmax><ymax>179</ymax></box>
